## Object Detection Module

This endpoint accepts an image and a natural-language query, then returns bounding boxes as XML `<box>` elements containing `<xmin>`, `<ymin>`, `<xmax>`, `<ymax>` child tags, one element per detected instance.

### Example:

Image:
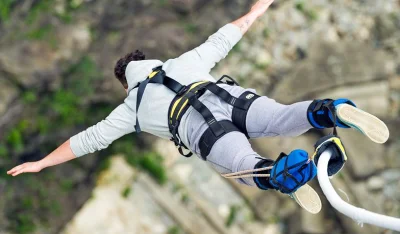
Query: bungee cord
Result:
<box><xmin>221</xmin><ymin>166</ymin><xmax>272</xmax><ymax>179</ymax></box>
<box><xmin>317</xmin><ymin>149</ymin><xmax>400</xmax><ymax>231</ymax></box>
<box><xmin>222</xmin><ymin>149</ymin><xmax>400</xmax><ymax>231</ymax></box>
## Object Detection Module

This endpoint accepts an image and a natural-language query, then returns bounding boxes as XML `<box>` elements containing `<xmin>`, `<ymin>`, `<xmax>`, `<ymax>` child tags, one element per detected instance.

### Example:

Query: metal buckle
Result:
<box><xmin>177</xmin><ymin>86</ymin><xmax>189</xmax><ymax>96</ymax></box>
<box><xmin>174</xmin><ymin>135</ymin><xmax>183</xmax><ymax>147</ymax></box>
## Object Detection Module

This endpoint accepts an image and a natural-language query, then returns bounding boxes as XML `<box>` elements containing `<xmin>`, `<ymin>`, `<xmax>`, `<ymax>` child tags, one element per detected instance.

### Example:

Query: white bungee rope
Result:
<box><xmin>222</xmin><ymin>148</ymin><xmax>400</xmax><ymax>231</ymax></box>
<box><xmin>317</xmin><ymin>149</ymin><xmax>400</xmax><ymax>231</ymax></box>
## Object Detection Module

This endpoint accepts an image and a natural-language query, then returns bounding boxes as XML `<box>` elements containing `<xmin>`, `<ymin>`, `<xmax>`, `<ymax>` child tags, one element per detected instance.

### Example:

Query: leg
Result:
<box><xmin>205</xmin><ymin>131</ymin><xmax>317</xmax><ymax>193</ymax></box>
<box><xmin>205</xmin><ymin>131</ymin><xmax>263</xmax><ymax>186</ymax></box>
<box><xmin>245</xmin><ymin>96</ymin><xmax>313</xmax><ymax>138</ymax></box>
<box><xmin>308</xmin><ymin>99</ymin><xmax>389</xmax><ymax>143</ymax></box>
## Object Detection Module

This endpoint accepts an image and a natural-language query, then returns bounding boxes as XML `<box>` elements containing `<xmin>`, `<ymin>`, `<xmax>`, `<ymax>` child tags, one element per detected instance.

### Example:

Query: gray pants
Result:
<box><xmin>182</xmin><ymin>84</ymin><xmax>313</xmax><ymax>186</ymax></box>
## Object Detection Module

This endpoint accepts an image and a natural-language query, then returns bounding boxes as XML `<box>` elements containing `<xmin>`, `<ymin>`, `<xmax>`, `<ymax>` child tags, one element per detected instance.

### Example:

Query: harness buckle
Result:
<box><xmin>170</xmin><ymin>123</ymin><xmax>182</xmax><ymax>146</ymax></box>
<box><xmin>177</xmin><ymin>86</ymin><xmax>189</xmax><ymax>96</ymax></box>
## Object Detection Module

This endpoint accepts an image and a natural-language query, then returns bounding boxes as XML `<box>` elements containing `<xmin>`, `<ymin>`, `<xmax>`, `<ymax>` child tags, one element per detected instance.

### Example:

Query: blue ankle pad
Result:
<box><xmin>269</xmin><ymin>150</ymin><xmax>317</xmax><ymax>194</ymax></box>
<box><xmin>307</xmin><ymin>98</ymin><xmax>357</xmax><ymax>129</ymax></box>
<box><xmin>328</xmin><ymin>99</ymin><xmax>357</xmax><ymax>128</ymax></box>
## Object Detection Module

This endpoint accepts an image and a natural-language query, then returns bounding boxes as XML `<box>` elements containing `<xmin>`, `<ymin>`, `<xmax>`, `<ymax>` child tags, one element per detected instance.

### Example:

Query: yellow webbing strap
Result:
<box><xmin>169</xmin><ymin>81</ymin><xmax>209</xmax><ymax>119</ymax></box>
<box><xmin>148</xmin><ymin>71</ymin><xmax>159</xmax><ymax>79</ymax></box>
<box><xmin>311</xmin><ymin>137</ymin><xmax>347</xmax><ymax>161</ymax></box>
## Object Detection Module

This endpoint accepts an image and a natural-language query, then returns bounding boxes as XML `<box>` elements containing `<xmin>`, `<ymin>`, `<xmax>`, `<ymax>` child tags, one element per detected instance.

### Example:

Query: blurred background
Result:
<box><xmin>0</xmin><ymin>0</ymin><xmax>400</xmax><ymax>233</ymax></box>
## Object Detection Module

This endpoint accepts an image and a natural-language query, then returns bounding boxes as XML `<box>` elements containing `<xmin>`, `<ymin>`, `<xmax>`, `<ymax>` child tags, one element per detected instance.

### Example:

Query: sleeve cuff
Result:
<box><xmin>70</xmin><ymin>134</ymin><xmax>85</xmax><ymax>158</ymax></box>
<box><xmin>220</xmin><ymin>23</ymin><xmax>243</xmax><ymax>48</ymax></box>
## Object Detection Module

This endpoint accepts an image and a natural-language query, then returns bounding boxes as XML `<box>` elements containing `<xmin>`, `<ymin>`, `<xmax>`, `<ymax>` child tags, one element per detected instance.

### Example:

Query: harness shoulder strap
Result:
<box><xmin>135</xmin><ymin>66</ymin><xmax>186</xmax><ymax>133</ymax></box>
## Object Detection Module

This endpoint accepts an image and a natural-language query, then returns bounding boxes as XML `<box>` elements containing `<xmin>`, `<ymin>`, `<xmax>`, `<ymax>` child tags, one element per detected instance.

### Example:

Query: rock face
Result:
<box><xmin>1</xmin><ymin>0</ymin><xmax>400</xmax><ymax>234</ymax></box>
<box><xmin>62</xmin><ymin>156</ymin><xmax>138</xmax><ymax>234</ymax></box>
<box><xmin>210</xmin><ymin>0</ymin><xmax>400</xmax><ymax>233</ymax></box>
<box><xmin>271</xmin><ymin>41</ymin><xmax>395</xmax><ymax>104</ymax></box>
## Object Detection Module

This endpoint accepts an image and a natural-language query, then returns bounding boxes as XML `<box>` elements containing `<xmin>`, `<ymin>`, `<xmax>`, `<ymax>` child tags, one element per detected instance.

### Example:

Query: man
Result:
<box><xmin>7</xmin><ymin>0</ymin><xmax>389</xmax><ymax>195</ymax></box>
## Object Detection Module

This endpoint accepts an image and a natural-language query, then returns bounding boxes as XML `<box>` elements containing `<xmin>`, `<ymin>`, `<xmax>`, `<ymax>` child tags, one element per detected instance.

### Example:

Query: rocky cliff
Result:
<box><xmin>0</xmin><ymin>0</ymin><xmax>399</xmax><ymax>233</ymax></box>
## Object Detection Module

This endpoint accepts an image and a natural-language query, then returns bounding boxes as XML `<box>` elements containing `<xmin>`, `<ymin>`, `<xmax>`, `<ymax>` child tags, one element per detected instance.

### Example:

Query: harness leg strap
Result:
<box><xmin>232</xmin><ymin>91</ymin><xmax>260</xmax><ymax>138</ymax></box>
<box><xmin>198</xmin><ymin>120</ymin><xmax>241</xmax><ymax>160</ymax></box>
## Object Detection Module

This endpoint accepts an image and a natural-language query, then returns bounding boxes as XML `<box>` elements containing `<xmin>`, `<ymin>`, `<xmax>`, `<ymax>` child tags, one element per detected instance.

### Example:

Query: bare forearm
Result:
<box><xmin>39</xmin><ymin>139</ymin><xmax>76</xmax><ymax>169</ymax></box>
<box><xmin>7</xmin><ymin>139</ymin><xmax>77</xmax><ymax>176</ymax></box>
<box><xmin>232</xmin><ymin>0</ymin><xmax>274</xmax><ymax>35</ymax></box>
<box><xmin>232</xmin><ymin>11</ymin><xmax>259</xmax><ymax>35</ymax></box>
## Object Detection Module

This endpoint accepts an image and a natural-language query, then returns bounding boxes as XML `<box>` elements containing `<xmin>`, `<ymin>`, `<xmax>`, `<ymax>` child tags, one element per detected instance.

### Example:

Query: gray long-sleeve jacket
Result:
<box><xmin>70</xmin><ymin>24</ymin><xmax>242</xmax><ymax>157</ymax></box>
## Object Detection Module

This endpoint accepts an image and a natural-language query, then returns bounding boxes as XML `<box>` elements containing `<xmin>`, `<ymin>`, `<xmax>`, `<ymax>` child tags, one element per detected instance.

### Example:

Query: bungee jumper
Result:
<box><xmin>7</xmin><ymin>0</ymin><xmax>390</xmax><ymax>212</ymax></box>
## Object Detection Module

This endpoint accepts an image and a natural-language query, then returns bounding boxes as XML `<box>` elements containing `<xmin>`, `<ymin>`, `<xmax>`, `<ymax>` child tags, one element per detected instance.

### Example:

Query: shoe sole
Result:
<box><xmin>336</xmin><ymin>104</ymin><xmax>389</xmax><ymax>144</ymax></box>
<box><xmin>291</xmin><ymin>184</ymin><xmax>321</xmax><ymax>214</ymax></box>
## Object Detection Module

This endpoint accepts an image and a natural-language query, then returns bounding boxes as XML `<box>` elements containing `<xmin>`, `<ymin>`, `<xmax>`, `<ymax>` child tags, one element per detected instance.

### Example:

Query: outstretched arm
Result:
<box><xmin>7</xmin><ymin>103</ymin><xmax>136</xmax><ymax>176</ymax></box>
<box><xmin>7</xmin><ymin>140</ymin><xmax>75</xmax><ymax>176</ymax></box>
<box><xmin>176</xmin><ymin>0</ymin><xmax>275</xmax><ymax>73</ymax></box>
<box><xmin>232</xmin><ymin>0</ymin><xmax>275</xmax><ymax>35</ymax></box>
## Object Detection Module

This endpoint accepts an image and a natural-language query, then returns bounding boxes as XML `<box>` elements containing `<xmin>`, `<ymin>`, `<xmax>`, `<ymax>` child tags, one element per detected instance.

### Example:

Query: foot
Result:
<box><xmin>290</xmin><ymin>184</ymin><xmax>322</xmax><ymax>214</ymax></box>
<box><xmin>336</xmin><ymin>104</ymin><xmax>389</xmax><ymax>144</ymax></box>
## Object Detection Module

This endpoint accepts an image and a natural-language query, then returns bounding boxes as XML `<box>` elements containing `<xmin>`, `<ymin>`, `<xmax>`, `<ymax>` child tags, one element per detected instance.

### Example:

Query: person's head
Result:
<box><xmin>114</xmin><ymin>50</ymin><xmax>146</xmax><ymax>90</ymax></box>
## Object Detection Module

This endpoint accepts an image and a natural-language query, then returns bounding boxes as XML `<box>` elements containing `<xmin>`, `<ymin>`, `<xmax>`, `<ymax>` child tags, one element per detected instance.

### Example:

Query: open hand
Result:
<box><xmin>7</xmin><ymin>161</ymin><xmax>43</xmax><ymax>177</ymax></box>
<box><xmin>250</xmin><ymin>0</ymin><xmax>275</xmax><ymax>18</ymax></box>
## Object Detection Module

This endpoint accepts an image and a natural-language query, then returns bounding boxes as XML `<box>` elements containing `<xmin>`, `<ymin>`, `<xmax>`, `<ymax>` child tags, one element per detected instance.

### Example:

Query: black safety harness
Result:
<box><xmin>134</xmin><ymin>66</ymin><xmax>260</xmax><ymax>160</ymax></box>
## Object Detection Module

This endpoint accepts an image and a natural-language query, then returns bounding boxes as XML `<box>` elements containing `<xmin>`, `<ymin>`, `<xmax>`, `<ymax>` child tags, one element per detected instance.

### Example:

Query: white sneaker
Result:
<box><xmin>336</xmin><ymin>104</ymin><xmax>389</xmax><ymax>144</ymax></box>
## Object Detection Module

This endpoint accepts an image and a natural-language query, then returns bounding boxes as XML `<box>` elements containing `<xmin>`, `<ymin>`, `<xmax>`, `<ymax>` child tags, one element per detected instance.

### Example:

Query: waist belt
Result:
<box><xmin>134</xmin><ymin>66</ymin><xmax>260</xmax><ymax>159</ymax></box>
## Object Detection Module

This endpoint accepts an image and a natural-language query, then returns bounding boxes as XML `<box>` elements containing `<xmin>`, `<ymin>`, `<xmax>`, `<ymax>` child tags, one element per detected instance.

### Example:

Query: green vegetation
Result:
<box><xmin>26</xmin><ymin>24</ymin><xmax>54</xmax><ymax>40</ymax></box>
<box><xmin>121</xmin><ymin>186</ymin><xmax>132</xmax><ymax>198</ymax></box>
<box><xmin>26</xmin><ymin>0</ymin><xmax>52</xmax><ymax>25</ymax></box>
<box><xmin>225</xmin><ymin>205</ymin><xmax>240</xmax><ymax>227</ymax></box>
<box><xmin>0</xmin><ymin>0</ymin><xmax>14</xmax><ymax>22</ymax></box>
<box><xmin>97</xmin><ymin>157</ymin><xmax>112</xmax><ymax>175</ymax></box>
<box><xmin>2</xmin><ymin>55</ymin><xmax>102</xmax><ymax>167</ymax></box>
<box><xmin>184</xmin><ymin>23</ymin><xmax>199</xmax><ymax>34</ymax></box>
<box><xmin>156</xmin><ymin>0</ymin><xmax>168</xmax><ymax>8</ymax></box>
<box><xmin>23</xmin><ymin>0</ymin><xmax>57</xmax><ymax>47</ymax></box>
<box><xmin>26</xmin><ymin>24</ymin><xmax>58</xmax><ymax>48</ymax></box>
<box><xmin>181</xmin><ymin>192</ymin><xmax>190</xmax><ymax>204</ymax></box>
<box><xmin>263</xmin><ymin>28</ymin><xmax>271</xmax><ymax>39</ymax></box>
<box><xmin>167</xmin><ymin>226</ymin><xmax>181</xmax><ymax>234</ymax></box>
<box><xmin>12</xmin><ymin>213</ymin><xmax>36</xmax><ymax>234</ymax></box>
<box><xmin>231</xmin><ymin>41</ymin><xmax>242</xmax><ymax>53</ymax></box>
<box><xmin>171</xmin><ymin>182</ymin><xmax>184</xmax><ymax>194</ymax></box>
<box><xmin>125</xmin><ymin>151</ymin><xmax>168</xmax><ymax>185</ymax></box>
<box><xmin>6</xmin><ymin>128</ymin><xmax>24</xmax><ymax>153</ymax></box>
<box><xmin>20</xmin><ymin>0</ymin><xmax>85</xmax><ymax>47</ymax></box>
<box><xmin>22</xmin><ymin>91</ymin><xmax>38</xmax><ymax>104</ymax></box>
<box><xmin>136</xmin><ymin>152</ymin><xmax>167</xmax><ymax>184</ymax></box>
<box><xmin>51</xmin><ymin>90</ymin><xmax>84</xmax><ymax>126</ymax></box>
<box><xmin>89</xmin><ymin>26</ymin><xmax>99</xmax><ymax>40</ymax></box>
<box><xmin>295</xmin><ymin>2</ymin><xmax>305</xmax><ymax>12</ymax></box>
<box><xmin>21</xmin><ymin>197</ymin><xmax>34</xmax><ymax>209</ymax></box>
<box><xmin>110</xmin><ymin>136</ymin><xmax>168</xmax><ymax>185</ymax></box>
<box><xmin>268</xmin><ymin>215</ymin><xmax>280</xmax><ymax>224</ymax></box>
<box><xmin>26</xmin><ymin>0</ymin><xmax>82</xmax><ymax>25</ymax></box>
<box><xmin>0</xmin><ymin>145</ymin><xmax>8</xmax><ymax>157</ymax></box>
<box><xmin>107</xmin><ymin>30</ymin><xmax>122</xmax><ymax>44</ymax></box>
<box><xmin>65</xmin><ymin>56</ymin><xmax>101</xmax><ymax>96</ymax></box>
<box><xmin>61</xmin><ymin>179</ymin><xmax>75</xmax><ymax>192</ymax></box>
<box><xmin>0</xmin><ymin>49</ymin><xmax>164</xmax><ymax>234</ymax></box>
<box><xmin>254</xmin><ymin>62</ymin><xmax>269</xmax><ymax>71</ymax></box>
<box><xmin>295</xmin><ymin>1</ymin><xmax>318</xmax><ymax>21</ymax></box>
<box><xmin>58</xmin><ymin>0</ymin><xmax>82</xmax><ymax>23</ymax></box>
<box><xmin>4</xmin><ymin>171</ymin><xmax>68</xmax><ymax>233</ymax></box>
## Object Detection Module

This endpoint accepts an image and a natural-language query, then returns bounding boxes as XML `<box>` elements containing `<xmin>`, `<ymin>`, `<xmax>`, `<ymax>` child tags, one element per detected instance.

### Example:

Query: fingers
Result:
<box><xmin>7</xmin><ymin>165</ymin><xmax>22</xmax><ymax>175</ymax></box>
<box><xmin>7</xmin><ymin>164</ymin><xmax>26</xmax><ymax>177</ymax></box>
<box><xmin>10</xmin><ymin>169</ymin><xmax>25</xmax><ymax>177</ymax></box>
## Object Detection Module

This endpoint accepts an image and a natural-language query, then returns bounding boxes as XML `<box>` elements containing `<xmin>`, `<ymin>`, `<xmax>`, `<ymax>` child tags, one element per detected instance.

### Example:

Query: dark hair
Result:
<box><xmin>114</xmin><ymin>50</ymin><xmax>146</xmax><ymax>89</ymax></box>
